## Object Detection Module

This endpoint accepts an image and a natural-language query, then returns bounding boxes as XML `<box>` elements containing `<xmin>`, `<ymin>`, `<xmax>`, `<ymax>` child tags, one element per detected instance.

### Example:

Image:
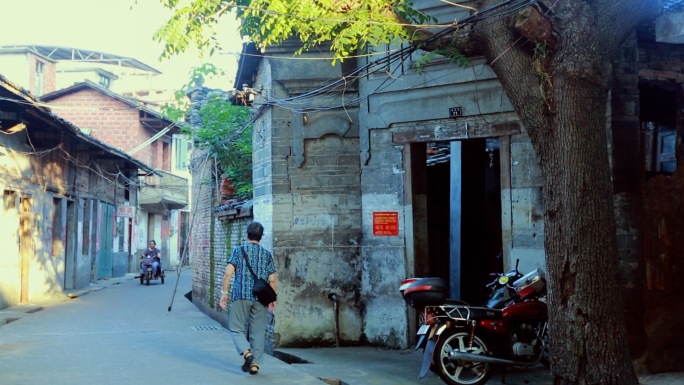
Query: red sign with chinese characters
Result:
<box><xmin>373</xmin><ymin>211</ymin><xmax>399</xmax><ymax>236</ymax></box>
<box><xmin>116</xmin><ymin>205</ymin><xmax>136</xmax><ymax>218</ymax></box>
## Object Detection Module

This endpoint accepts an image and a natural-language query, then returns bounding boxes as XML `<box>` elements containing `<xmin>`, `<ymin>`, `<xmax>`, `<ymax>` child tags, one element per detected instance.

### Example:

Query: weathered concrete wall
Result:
<box><xmin>250</xmin><ymin>52</ymin><xmax>364</xmax><ymax>347</ymax></box>
<box><xmin>358</xmin><ymin>126</ymin><xmax>410</xmax><ymax>347</ymax></box>
<box><xmin>361</xmin><ymin>52</ymin><xmax>545</xmax><ymax>261</ymax></box>
<box><xmin>231</xmin><ymin>0</ymin><xmax>549</xmax><ymax>349</ymax></box>
<box><xmin>358</xmin><ymin>55</ymin><xmax>545</xmax><ymax>347</ymax></box>
<box><xmin>507</xmin><ymin>130</ymin><xmax>545</xmax><ymax>274</ymax></box>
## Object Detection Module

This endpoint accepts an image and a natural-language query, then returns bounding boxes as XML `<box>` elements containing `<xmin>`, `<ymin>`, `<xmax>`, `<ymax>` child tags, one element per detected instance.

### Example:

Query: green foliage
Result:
<box><xmin>191</xmin><ymin>98</ymin><xmax>253</xmax><ymax>200</ymax></box>
<box><xmin>412</xmin><ymin>48</ymin><xmax>470</xmax><ymax>74</ymax></box>
<box><xmin>532</xmin><ymin>41</ymin><xmax>552</xmax><ymax>109</ymax></box>
<box><xmin>154</xmin><ymin>0</ymin><xmax>233</xmax><ymax>59</ymax></box>
<box><xmin>156</xmin><ymin>0</ymin><xmax>436</xmax><ymax>62</ymax></box>
<box><xmin>162</xmin><ymin>63</ymin><xmax>253</xmax><ymax>200</ymax></box>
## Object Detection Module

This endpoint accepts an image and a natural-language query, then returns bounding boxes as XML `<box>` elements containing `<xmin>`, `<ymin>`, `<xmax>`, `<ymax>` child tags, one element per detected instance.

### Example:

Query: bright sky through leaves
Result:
<box><xmin>0</xmin><ymin>0</ymin><xmax>243</xmax><ymax>90</ymax></box>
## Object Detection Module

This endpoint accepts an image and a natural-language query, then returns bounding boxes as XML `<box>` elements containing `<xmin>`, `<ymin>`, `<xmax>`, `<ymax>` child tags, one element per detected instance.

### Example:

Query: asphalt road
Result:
<box><xmin>0</xmin><ymin>268</ymin><xmax>323</xmax><ymax>385</ymax></box>
<box><xmin>2</xmin><ymin>268</ymin><xmax>681</xmax><ymax>385</ymax></box>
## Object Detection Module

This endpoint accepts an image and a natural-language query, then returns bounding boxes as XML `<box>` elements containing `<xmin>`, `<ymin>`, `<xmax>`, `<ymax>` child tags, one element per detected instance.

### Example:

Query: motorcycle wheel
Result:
<box><xmin>161</xmin><ymin>275</ymin><xmax>165</xmax><ymax>284</ymax></box>
<box><xmin>140</xmin><ymin>275</ymin><xmax>144</xmax><ymax>284</ymax></box>
<box><xmin>433</xmin><ymin>329</ymin><xmax>491</xmax><ymax>385</ymax></box>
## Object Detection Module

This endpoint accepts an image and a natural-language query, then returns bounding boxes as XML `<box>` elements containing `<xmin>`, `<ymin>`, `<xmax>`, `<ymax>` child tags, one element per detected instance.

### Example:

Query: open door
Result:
<box><xmin>420</xmin><ymin>138</ymin><xmax>502</xmax><ymax>305</ymax></box>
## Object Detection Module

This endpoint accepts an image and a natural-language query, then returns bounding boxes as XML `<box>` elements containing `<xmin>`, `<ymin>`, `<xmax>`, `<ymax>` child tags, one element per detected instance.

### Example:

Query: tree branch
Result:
<box><xmin>514</xmin><ymin>5</ymin><xmax>556</xmax><ymax>52</ymax></box>
<box><xmin>382</xmin><ymin>6</ymin><xmax>483</xmax><ymax>57</ymax></box>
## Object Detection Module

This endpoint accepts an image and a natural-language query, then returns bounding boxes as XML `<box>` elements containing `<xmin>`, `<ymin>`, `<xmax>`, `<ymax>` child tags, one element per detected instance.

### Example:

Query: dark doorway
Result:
<box><xmin>639</xmin><ymin>80</ymin><xmax>678</xmax><ymax>174</ymax></box>
<box><xmin>424</xmin><ymin>138</ymin><xmax>502</xmax><ymax>305</ymax></box>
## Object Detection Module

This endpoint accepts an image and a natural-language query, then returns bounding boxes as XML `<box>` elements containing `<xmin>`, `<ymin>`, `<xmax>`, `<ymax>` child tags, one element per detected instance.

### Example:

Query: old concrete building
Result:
<box><xmin>189</xmin><ymin>0</ymin><xmax>684</xmax><ymax>373</ymax></box>
<box><xmin>0</xmin><ymin>74</ymin><xmax>153</xmax><ymax>309</ymax></box>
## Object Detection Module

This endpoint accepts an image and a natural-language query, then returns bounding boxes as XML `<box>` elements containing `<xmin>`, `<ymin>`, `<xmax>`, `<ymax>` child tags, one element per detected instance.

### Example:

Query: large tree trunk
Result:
<box><xmin>471</xmin><ymin>1</ymin><xmax>662</xmax><ymax>384</ymax></box>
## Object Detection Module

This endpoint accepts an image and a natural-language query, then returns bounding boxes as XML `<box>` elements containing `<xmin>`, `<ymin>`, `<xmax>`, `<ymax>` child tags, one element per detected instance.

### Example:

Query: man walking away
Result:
<box><xmin>219</xmin><ymin>222</ymin><xmax>277</xmax><ymax>375</ymax></box>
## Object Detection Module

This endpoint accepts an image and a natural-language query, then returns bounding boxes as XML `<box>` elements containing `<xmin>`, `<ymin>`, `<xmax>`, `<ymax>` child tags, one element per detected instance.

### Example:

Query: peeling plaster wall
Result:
<box><xmin>250</xmin><ymin>53</ymin><xmax>364</xmax><ymax>347</ymax></box>
<box><xmin>349</xmin><ymin>0</ymin><xmax>550</xmax><ymax>347</ymax></box>
<box><xmin>357</xmin><ymin>57</ymin><xmax>545</xmax><ymax>347</ymax></box>
<box><xmin>359</xmin><ymin>133</ymin><xmax>410</xmax><ymax>347</ymax></box>
<box><xmin>507</xmin><ymin>132</ymin><xmax>546</xmax><ymax>274</ymax></box>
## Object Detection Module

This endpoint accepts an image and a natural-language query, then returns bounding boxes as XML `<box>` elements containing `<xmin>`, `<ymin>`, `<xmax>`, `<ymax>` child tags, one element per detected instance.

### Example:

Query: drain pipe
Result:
<box><xmin>328</xmin><ymin>292</ymin><xmax>340</xmax><ymax>347</ymax></box>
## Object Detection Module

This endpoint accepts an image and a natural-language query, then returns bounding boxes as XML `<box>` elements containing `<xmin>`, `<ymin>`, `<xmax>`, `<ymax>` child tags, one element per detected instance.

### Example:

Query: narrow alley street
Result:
<box><xmin>3</xmin><ymin>268</ymin><xmax>681</xmax><ymax>385</ymax></box>
<box><xmin>0</xmin><ymin>268</ymin><xmax>324</xmax><ymax>385</ymax></box>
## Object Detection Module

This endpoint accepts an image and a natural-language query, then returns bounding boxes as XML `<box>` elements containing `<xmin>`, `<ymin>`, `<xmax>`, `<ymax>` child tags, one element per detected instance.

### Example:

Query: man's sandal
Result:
<box><xmin>241</xmin><ymin>351</ymin><xmax>254</xmax><ymax>372</ymax></box>
<box><xmin>249</xmin><ymin>364</ymin><xmax>259</xmax><ymax>375</ymax></box>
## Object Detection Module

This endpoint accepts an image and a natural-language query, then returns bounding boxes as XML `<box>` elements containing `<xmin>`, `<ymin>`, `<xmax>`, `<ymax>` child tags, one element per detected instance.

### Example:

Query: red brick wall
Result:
<box><xmin>190</xmin><ymin>152</ymin><xmax>252</xmax><ymax>310</ymax></box>
<box><xmin>187</xmin><ymin>150</ymin><xmax>267</xmax><ymax>352</ymax></box>
<box><xmin>47</xmin><ymin>89</ymin><xmax>153</xmax><ymax>166</ymax></box>
<box><xmin>43</xmin><ymin>60</ymin><xmax>57</xmax><ymax>95</ymax></box>
<box><xmin>27</xmin><ymin>54</ymin><xmax>57</xmax><ymax>97</ymax></box>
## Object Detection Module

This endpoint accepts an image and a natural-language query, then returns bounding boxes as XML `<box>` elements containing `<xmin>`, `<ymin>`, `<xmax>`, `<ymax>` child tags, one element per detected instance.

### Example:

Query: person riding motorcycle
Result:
<box><xmin>140</xmin><ymin>240</ymin><xmax>161</xmax><ymax>277</ymax></box>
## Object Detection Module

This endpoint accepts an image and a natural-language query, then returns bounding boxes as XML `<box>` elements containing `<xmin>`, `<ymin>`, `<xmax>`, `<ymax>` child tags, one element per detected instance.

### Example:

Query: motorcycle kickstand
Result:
<box><xmin>499</xmin><ymin>366</ymin><xmax>508</xmax><ymax>384</ymax></box>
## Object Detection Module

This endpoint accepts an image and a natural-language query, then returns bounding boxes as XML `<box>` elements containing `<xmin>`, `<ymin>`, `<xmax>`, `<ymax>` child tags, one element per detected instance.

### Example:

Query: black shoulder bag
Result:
<box><xmin>241</xmin><ymin>246</ymin><xmax>277</xmax><ymax>306</ymax></box>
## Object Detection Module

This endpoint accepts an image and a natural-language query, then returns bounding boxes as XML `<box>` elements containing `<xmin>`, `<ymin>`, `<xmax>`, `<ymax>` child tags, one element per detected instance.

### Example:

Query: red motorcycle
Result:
<box><xmin>400</xmin><ymin>268</ymin><xmax>549</xmax><ymax>385</ymax></box>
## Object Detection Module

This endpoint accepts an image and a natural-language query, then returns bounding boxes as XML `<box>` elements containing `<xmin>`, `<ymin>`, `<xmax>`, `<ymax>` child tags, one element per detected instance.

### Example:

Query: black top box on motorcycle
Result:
<box><xmin>402</xmin><ymin>277</ymin><xmax>448</xmax><ymax>307</ymax></box>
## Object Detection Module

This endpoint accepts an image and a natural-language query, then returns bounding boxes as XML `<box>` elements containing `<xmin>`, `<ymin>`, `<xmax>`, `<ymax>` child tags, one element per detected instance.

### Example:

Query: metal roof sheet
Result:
<box><xmin>0</xmin><ymin>45</ymin><xmax>161</xmax><ymax>74</ymax></box>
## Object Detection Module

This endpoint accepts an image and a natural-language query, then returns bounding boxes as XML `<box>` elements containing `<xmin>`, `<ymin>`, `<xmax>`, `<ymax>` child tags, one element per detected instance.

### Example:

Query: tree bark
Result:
<box><xmin>469</xmin><ymin>0</ymin><xmax>662</xmax><ymax>383</ymax></box>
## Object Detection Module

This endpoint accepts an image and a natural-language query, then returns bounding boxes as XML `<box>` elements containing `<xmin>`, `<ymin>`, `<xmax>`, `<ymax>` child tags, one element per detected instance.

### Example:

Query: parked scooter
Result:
<box><xmin>400</xmin><ymin>266</ymin><xmax>549</xmax><ymax>385</ymax></box>
<box><xmin>139</xmin><ymin>256</ymin><xmax>165</xmax><ymax>285</ymax></box>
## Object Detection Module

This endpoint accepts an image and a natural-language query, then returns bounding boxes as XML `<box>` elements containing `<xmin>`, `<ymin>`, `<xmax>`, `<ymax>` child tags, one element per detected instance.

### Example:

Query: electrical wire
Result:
<box><xmin>128</xmin><ymin>122</ymin><xmax>177</xmax><ymax>155</ymax></box>
<box><xmin>242</xmin><ymin>0</ymin><xmax>536</xmax><ymax>116</ymax></box>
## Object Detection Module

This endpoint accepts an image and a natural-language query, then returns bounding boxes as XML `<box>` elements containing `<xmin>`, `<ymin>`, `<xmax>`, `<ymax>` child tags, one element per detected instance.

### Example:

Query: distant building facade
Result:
<box><xmin>42</xmin><ymin>82</ymin><xmax>190</xmax><ymax>270</ymax></box>
<box><xmin>0</xmin><ymin>45</ymin><xmax>193</xmax><ymax>272</ymax></box>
